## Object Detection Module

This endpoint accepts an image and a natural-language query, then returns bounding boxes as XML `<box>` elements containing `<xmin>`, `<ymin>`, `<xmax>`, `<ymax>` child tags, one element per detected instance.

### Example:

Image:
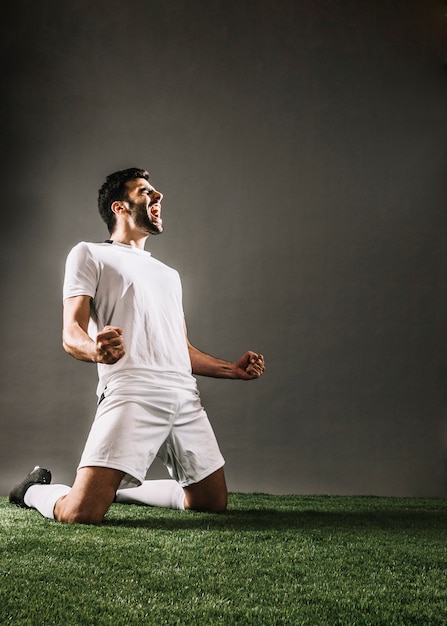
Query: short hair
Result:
<box><xmin>98</xmin><ymin>167</ymin><xmax>150</xmax><ymax>234</ymax></box>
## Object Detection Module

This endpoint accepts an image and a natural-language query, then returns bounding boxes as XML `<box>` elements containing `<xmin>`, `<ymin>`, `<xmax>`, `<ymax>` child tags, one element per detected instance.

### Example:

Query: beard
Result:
<box><xmin>127</xmin><ymin>199</ymin><xmax>164</xmax><ymax>235</ymax></box>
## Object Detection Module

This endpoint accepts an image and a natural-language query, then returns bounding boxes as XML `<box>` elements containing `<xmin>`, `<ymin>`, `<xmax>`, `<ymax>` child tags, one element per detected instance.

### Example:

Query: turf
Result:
<box><xmin>1</xmin><ymin>493</ymin><xmax>446</xmax><ymax>625</ymax></box>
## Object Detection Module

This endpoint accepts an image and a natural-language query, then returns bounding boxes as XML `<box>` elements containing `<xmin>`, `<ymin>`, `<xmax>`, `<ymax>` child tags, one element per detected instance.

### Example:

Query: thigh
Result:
<box><xmin>54</xmin><ymin>466</ymin><xmax>125</xmax><ymax>525</ymax></box>
<box><xmin>160</xmin><ymin>392</ymin><xmax>225</xmax><ymax>487</ymax></box>
<box><xmin>80</xmin><ymin>390</ymin><xmax>175</xmax><ymax>488</ymax></box>
<box><xmin>183</xmin><ymin>467</ymin><xmax>228</xmax><ymax>513</ymax></box>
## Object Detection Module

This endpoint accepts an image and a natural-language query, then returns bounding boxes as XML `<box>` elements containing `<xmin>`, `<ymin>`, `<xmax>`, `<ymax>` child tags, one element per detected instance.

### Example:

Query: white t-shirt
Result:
<box><xmin>63</xmin><ymin>241</ymin><xmax>196</xmax><ymax>395</ymax></box>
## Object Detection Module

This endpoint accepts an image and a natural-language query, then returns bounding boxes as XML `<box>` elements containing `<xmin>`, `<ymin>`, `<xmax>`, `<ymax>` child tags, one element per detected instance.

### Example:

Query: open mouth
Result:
<box><xmin>149</xmin><ymin>203</ymin><xmax>161</xmax><ymax>218</ymax></box>
<box><xmin>148</xmin><ymin>204</ymin><xmax>163</xmax><ymax>229</ymax></box>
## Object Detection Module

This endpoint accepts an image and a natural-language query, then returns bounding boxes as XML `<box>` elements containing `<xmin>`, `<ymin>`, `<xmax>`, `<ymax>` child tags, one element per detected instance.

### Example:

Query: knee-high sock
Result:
<box><xmin>115</xmin><ymin>480</ymin><xmax>185</xmax><ymax>510</ymax></box>
<box><xmin>24</xmin><ymin>484</ymin><xmax>71</xmax><ymax>519</ymax></box>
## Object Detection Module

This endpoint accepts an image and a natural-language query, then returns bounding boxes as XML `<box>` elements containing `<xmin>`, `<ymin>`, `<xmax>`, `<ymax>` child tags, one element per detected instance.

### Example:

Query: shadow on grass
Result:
<box><xmin>103</xmin><ymin>506</ymin><xmax>447</xmax><ymax>532</ymax></box>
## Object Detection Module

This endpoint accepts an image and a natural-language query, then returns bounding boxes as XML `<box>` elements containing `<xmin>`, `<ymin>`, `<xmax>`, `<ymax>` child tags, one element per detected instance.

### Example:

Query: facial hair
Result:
<box><xmin>127</xmin><ymin>199</ymin><xmax>164</xmax><ymax>235</ymax></box>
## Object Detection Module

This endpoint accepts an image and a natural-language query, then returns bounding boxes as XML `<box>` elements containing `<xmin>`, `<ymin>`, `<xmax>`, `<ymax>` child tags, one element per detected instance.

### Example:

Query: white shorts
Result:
<box><xmin>78</xmin><ymin>383</ymin><xmax>225</xmax><ymax>490</ymax></box>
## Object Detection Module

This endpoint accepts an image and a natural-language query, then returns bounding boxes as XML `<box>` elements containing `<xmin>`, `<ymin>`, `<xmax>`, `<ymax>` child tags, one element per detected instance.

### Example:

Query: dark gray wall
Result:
<box><xmin>1</xmin><ymin>0</ymin><xmax>446</xmax><ymax>496</ymax></box>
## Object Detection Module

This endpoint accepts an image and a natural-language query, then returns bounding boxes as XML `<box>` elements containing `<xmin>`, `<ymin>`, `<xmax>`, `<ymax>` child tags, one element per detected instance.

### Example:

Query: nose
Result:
<box><xmin>151</xmin><ymin>188</ymin><xmax>163</xmax><ymax>202</ymax></box>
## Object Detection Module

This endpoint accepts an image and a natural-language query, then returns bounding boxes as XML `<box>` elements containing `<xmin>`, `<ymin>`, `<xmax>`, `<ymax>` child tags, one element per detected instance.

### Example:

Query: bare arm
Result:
<box><xmin>185</xmin><ymin>323</ymin><xmax>265</xmax><ymax>380</ymax></box>
<box><xmin>62</xmin><ymin>295</ymin><xmax>125</xmax><ymax>364</ymax></box>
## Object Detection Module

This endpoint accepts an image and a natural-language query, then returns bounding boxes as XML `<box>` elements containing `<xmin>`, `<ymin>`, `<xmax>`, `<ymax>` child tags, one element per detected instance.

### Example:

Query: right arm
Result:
<box><xmin>62</xmin><ymin>295</ymin><xmax>125</xmax><ymax>364</ymax></box>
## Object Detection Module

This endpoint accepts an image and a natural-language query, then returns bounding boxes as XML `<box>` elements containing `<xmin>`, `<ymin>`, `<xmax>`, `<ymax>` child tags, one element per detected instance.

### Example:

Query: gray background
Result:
<box><xmin>1</xmin><ymin>0</ymin><xmax>446</xmax><ymax>497</ymax></box>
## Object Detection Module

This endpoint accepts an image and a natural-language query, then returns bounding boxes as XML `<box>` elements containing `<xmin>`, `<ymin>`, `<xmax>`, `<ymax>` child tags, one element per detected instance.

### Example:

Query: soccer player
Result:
<box><xmin>9</xmin><ymin>168</ymin><xmax>265</xmax><ymax>524</ymax></box>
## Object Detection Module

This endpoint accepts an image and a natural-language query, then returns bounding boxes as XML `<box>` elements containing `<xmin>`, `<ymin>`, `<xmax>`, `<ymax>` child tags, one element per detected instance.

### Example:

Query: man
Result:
<box><xmin>9</xmin><ymin>167</ymin><xmax>265</xmax><ymax>524</ymax></box>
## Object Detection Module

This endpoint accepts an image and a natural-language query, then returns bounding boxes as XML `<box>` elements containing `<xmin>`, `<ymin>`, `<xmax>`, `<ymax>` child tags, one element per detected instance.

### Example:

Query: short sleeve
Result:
<box><xmin>63</xmin><ymin>242</ymin><xmax>99</xmax><ymax>301</ymax></box>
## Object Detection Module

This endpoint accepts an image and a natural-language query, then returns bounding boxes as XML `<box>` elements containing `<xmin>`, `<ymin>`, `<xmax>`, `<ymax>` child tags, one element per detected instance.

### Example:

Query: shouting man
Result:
<box><xmin>9</xmin><ymin>167</ymin><xmax>265</xmax><ymax>524</ymax></box>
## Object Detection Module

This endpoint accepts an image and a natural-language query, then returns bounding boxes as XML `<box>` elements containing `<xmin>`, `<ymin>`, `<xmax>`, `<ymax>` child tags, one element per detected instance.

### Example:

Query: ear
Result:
<box><xmin>111</xmin><ymin>201</ymin><xmax>125</xmax><ymax>215</ymax></box>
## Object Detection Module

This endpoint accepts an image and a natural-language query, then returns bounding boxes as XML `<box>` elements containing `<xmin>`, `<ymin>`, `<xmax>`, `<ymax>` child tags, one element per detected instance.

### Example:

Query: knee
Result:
<box><xmin>68</xmin><ymin>512</ymin><xmax>104</xmax><ymax>525</ymax></box>
<box><xmin>186</xmin><ymin>492</ymin><xmax>228</xmax><ymax>514</ymax></box>
<box><xmin>210</xmin><ymin>499</ymin><xmax>227</xmax><ymax>514</ymax></box>
<box><xmin>55</xmin><ymin>502</ymin><xmax>105</xmax><ymax>525</ymax></box>
<box><xmin>210</xmin><ymin>492</ymin><xmax>228</xmax><ymax>513</ymax></box>
<box><xmin>183</xmin><ymin>469</ymin><xmax>228</xmax><ymax>513</ymax></box>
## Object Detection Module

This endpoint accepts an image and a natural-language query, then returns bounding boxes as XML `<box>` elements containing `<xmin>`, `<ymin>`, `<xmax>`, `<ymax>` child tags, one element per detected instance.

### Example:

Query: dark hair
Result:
<box><xmin>98</xmin><ymin>167</ymin><xmax>150</xmax><ymax>234</ymax></box>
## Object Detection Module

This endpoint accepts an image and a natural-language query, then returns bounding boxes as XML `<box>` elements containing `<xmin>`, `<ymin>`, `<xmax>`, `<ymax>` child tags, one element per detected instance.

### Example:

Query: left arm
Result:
<box><xmin>185</xmin><ymin>324</ymin><xmax>265</xmax><ymax>380</ymax></box>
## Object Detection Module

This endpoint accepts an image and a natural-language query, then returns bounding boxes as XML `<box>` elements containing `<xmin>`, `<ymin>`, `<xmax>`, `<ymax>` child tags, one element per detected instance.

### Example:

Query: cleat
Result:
<box><xmin>9</xmin><ymin>466</ymin><xmax>52</xmax><ymax>508</ymax></box>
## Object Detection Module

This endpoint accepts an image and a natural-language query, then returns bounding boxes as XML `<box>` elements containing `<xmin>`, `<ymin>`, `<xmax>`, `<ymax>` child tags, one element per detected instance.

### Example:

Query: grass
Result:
<box><xmin>1</xmin><ymin>493</ymin><xmax>447</xmax><ymax>625</ymax></box>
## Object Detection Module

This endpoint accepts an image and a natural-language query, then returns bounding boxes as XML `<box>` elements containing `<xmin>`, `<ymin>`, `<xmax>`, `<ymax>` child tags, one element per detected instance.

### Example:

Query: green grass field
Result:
<box><xmin>1</xmin><ymin>493</ymin><xmax>446</xmax><ymax>625</ymax></box>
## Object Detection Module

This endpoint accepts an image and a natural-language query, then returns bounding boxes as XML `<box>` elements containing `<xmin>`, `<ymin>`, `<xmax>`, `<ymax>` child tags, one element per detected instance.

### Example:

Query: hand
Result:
<box><xmin>233</xmin><ymin>351</ymin><xmax>265</xmax><ymax>380</ymax></box>
<box><xmin>95</xmin><ymin>326</ymin><xmax>125</xmax><ymax>364</ymax></box>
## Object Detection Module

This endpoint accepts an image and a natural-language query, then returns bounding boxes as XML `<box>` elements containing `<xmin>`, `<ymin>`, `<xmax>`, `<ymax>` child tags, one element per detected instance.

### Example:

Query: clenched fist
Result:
<box><xmin>95</xmin><ymin>326</ymin><xmax>125</xmax><ymax>364</ymax></box>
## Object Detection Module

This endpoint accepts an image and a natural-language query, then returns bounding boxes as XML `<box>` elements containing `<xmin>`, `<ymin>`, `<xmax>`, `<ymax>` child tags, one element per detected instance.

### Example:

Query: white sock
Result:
<box><xmin>24</xmin><ymin>484</ymin><xmax>71</xmax><ymax>519</ymax></box>
<box><xmin>115</xmin><ymin>480</ymin><xmax>185</xmax><ymax>510</ymax></box>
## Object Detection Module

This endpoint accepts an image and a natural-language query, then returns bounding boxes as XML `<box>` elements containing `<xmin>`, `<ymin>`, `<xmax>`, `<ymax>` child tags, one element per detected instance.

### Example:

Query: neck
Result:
<box><xmin>108</xmin><ymin>230</ymin><xmax>148</xmax><ymax>250</ymax></box>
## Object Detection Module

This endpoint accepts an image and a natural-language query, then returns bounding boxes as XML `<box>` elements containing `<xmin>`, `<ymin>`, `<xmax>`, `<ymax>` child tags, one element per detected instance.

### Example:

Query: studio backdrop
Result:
<box><xmin>1</xmin><ymin>0</ymin><xmax>446</xmax><ymax>497</ymax></box>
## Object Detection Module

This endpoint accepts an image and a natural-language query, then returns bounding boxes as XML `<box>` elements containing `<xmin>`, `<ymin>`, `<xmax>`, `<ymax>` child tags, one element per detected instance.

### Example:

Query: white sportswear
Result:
<box><xmin>63</xmin><ymin>241</ymin><xmax>196</xmax><ymax>396</ymax></box>
<box><xmin>62</xmin><ymin>240</ymin><xmax>225</xmax><ymax>489</ymax></box>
